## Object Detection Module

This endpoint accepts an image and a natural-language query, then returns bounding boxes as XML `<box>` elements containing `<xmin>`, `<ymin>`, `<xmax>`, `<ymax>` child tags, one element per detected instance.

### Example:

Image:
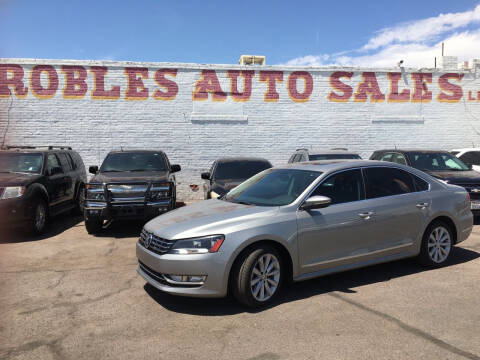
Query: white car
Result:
<box><xmin>451</xmin><ymin>148</ymin><xmax>480</xmax><ymax>172</ymax></box>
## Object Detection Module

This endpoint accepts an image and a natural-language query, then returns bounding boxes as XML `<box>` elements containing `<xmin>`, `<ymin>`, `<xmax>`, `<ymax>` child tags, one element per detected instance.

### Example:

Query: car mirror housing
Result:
<box><xmin>201</xmin><ymin>172</ymin><xmax>211</xmax><ymax>180</ymax></box>
<box><xmin>89</xmin><ymin>165</ymin><xmax>99</xmax><ymax>174</ymax></box>
<box><xmin>301</xmin><ymin>195</ymin><xmax>332</xmax><ymax>210</ymax></box>
<box><xmin>171</xmin><ymin>164</ymin><xmax>181</xmax><ymax>173</ymax></box>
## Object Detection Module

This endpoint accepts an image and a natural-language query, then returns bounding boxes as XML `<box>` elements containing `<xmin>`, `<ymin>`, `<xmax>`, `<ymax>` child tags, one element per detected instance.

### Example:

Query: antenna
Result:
<box><xmin>442</xmin><ymin>42</ymin><xmax>444</xmax><ymax>56</ymax></box>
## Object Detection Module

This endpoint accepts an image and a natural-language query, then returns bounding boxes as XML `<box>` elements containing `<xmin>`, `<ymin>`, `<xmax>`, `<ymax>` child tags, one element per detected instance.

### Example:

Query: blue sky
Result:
<box><xmin>1</xmin><ymin>0</ymin><xmax>479</xmax><ymax>67</ymax></box>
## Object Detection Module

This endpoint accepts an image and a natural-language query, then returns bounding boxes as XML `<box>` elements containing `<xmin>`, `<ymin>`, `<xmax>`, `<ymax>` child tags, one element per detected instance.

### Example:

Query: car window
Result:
<box><xmin>412</xmin><ymin>174</ymin><xmax>429</xmax><ymax>191</ymax></box>
<box><xmin>311</xmin><ymin>169</ymin><xmax>365</xmax><ymax>205</ymax></box>
<box><xmin>288</xmin><ymin>154</ymin><xmax>296</xmax><ymax>163</ymax></box>
<box><xmin>292</xmin><ymin>154</ymin><xmax>301</xmax><ymax>163</ymax></box>
<box><xmin>392</xmin><ymin>153</ymin><xmax>407</xmax><ymax>165</ymax></box>
<box><xmin>459</xmin><ymin>151</ymin><xmax>480</xmax><ymax>166</ymax></box>
<box><xmin>309</xmin><ymin>154</ymin><xmax>361</xmax><ymax>161</ymax></box>
<box><xmin>407</xmin><ymin>152</ymin><xmax>469</xmax><ymax>171</ymax></box>
<box><xmin>47</xmin><ymin>154</ymin><xmax>63</xmax><ymax>174</ymax></box>
<box><xmin>223</xmin><ymin>168</ymin><xmax>320</xmax><ymax>206</ymax></box>
<box><xmin>100</xmin><ymin>152</ymin><xmax>166</xmax><ymax>172</ymax></box>
<box><xmin>300</xmin><ymin>153</ymin><xmax>308</xmax><ymax>162</ymax></box>
<box><xmin>67</xmin><ymin>153</ymin><xmax>77</xmax><ymax>170</ymax></box>
<box><xmin>213</xmin><ymin>160</ymin><xmax>272</xmax><ymax>180</ymax></box>
<box><xmin>364</xmin><ymin>167</ymin><xmax>415</xmax><ymax>199</ymax></box>
<box><xmin>380</xmin><ymin>153</ymin><xmax>393</xmax><ymax>162</ymax></box>
<box><xmin>58</xmin><ymin>153</ymin><xmax>73</xmax><ymax>172</ymax></box>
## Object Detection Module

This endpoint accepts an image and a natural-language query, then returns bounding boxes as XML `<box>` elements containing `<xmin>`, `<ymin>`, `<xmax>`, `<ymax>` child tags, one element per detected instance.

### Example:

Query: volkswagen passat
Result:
<box><xmin>136</xmin><ymin>160</ymin><xmax>473</xmax><ymax>307</ymax></box>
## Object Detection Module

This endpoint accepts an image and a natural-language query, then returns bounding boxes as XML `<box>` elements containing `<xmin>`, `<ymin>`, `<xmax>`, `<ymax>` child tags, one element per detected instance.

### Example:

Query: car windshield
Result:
<box><xmin>407</xmin><ymin>152</ymin><xmax>470</xmax><ymax>171</ymax></box>
<box><xmin>309</xmin><ymin>154</ymin><xmax>361</xmax><ymax>161</ymax></box>
<box><xmin>214</xmin><ymin>160</ymin><xmax>272</xmax><ymax>180</ymax></box>
<box><xmin>0</xmin><ymin>153</ymin><xmax>43</xmax><ymax>174</ymax></box>
<box><xmin>100</xmin><ymin>152</ymin><xmax>166</xmax><ymax>172</ymax></box>
<box><xmin>223</xmin><ymin>168</ymin><xmax>321</xmax><ymax>206</ymax></box>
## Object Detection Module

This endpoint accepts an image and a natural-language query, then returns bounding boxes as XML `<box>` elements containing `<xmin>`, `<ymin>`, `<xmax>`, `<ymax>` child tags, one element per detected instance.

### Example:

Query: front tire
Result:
<box><xmin>417</xmin><ymin>221</ymin><xmax>453</xmax><ymax>267</ymax></box>
<box><xmin>31</xmin><ymin>198</ymin><xmax>48</xmax><ymax>235</ymax></box>
<box><xmin>232</xmin><ymin>245</ymin><xmax>283</xmax><ymax>308</ymax></box>
<box><xmin>85</xmin><ymin>218</ymin><xmax>103</xmax><ymax>234</ymax></box>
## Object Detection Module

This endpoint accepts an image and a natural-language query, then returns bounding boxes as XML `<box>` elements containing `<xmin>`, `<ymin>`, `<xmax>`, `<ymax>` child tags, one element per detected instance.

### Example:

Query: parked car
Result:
<box><xmin>84</xmin><ymin>150</ymin><xmax>180</xmax><ymax>234</ymax></box>
<box><xmin>136</xmin><ymin>160</ymin><xmax>472</xmax><ymax>307</ymax></box>
<box><xmin>451</xmin><ymin>148</ymin><xmax>480</xmax><ymax>172</ymax></box>
<box><xmin>201</xmin><ymin>157</ymin><xmax>272</xmax><ymax>199</ymax></box>
<box><xmin>288</xmin><ymin>148</ymin><xmax>361</xmax><ymax>163</ymax></box>
<box><xmin>370</xmin><ymin>149</ymin><xmax>480</xmax><ymax>213</ymax></box>
<box><xmin>0</xmin><ymin>145</ymin><xmax>87</xmax><ymax>234</ymax></box>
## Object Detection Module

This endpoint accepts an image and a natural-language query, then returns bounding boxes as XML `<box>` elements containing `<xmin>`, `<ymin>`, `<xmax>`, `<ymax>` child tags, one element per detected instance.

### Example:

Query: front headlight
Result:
<box><xmin>150</xmin><ymin>182</ymin><xmax>171</xmax><ymax>199</ymax></box>
<box><xmin>170</xmin><ymin>234</ymin><xmax>225</xmax><ymax>254</ymax></box>
<box><xmin>86</xmin><ymin>184</ymin><xmax>105</xmax><ymax>201</ymax></box>
<box><xmin>0</xmin><ymin>186</ymin><xmax>25</xmax><ymax>199</ymax></box>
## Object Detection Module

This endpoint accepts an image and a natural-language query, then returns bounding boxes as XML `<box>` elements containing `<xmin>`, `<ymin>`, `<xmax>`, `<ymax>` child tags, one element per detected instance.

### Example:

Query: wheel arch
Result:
<box><xmin>425</xmin><ymin>215</ymin><xmax>458</xmax><ymax>244</ymax></box>
<box><xmin>227</xmin><ymin>239</ymin><xmax>294</xmax><ymax>294</ymax></box>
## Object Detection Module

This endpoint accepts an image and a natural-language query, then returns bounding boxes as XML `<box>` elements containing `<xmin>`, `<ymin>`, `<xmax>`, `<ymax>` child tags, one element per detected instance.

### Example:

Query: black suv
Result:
<box><xmin>84</xmin><ymin>150</ymin><xmax>180</xmax><ymax>234</ymax></box>
<box><xmin>201</xmin><ymin>157</ymin><xmax>272</xmax><ymax>199</ymax></box>
<box><xmin>370</xmin><ymin>149</ymin><xmax>480</xmax><ymax>213</ymax></box>
<box><xmin>288</xmin><ymin>148</ymin><xmax>361</xmax><ymax>163</ymax></box>
<box><xmin>0</xmin><ymin>146</ymin><xmax>87</xmax><ymax>234</ymax></box>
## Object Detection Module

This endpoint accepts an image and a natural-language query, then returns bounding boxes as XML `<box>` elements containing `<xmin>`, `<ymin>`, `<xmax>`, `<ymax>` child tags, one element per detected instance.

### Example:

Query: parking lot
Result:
<box><xmin>1</xmin><ymin>215</ymin><xmax>479</xmax><ymax>360</ymax></box>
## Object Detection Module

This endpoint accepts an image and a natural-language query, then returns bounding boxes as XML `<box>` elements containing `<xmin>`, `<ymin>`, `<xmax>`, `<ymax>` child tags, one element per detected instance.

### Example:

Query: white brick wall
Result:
<box><xmin>1</xmin><ymin>58</ymin><xmax>480</xmax><ymax>200</ymax></box>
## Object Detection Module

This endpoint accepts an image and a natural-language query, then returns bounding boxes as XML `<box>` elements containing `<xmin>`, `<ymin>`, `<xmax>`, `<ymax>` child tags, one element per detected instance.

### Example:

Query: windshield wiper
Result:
<box><xmin>101</xmin><ymin>170</ymin><xmax>123</xmax><ymax>172</ymax></box>
<box><xmin>232</xmin><ymin>200</ymin><xmax>254</xmax><ymax>205</ymax></box>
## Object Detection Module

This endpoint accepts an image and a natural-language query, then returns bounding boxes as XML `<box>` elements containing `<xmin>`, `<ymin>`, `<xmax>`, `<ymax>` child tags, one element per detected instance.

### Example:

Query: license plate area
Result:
<box><xmin>471</xmin><ymin>201</ymin><xmax>480</xmax><ymax>209</ymax></box>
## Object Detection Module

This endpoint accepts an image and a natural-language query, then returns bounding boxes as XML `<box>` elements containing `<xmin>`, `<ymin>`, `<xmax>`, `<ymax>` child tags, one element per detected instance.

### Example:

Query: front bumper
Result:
<box><xmin>0</xmin><ymin>197</ymin><xmax>30</xmax><ymax>227</ymax></box>
<box><xmin>136</xmin><ymin>242</ymin><xmax>229</xmax><ymax>298</ymax></box>
<box><xmin>85</xmin><ymin>199</ymin><xmax>173</xmax><ymax>220</ymax></box>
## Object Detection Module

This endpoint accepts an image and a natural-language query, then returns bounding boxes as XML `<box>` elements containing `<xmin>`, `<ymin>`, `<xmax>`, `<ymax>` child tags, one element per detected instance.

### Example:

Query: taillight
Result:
<box><xmin>467</xmin><ymin>191</ymin><xmax>471</xmax><ymax>203</ymax></box>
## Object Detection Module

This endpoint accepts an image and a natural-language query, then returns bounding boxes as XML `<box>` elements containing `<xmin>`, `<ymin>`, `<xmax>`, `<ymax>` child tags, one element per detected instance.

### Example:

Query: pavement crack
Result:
<box><xmin>329</xmin><ymin>292</ymin><xmax>480</xmax><ymax>360</ymax></box>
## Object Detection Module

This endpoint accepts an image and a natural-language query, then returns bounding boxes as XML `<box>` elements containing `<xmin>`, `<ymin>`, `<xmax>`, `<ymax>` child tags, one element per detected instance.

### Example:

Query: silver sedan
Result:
<box><xmin>136</xmin><ymin>160</ymin><xmax>473</xmax><ymax>307</ymax></box>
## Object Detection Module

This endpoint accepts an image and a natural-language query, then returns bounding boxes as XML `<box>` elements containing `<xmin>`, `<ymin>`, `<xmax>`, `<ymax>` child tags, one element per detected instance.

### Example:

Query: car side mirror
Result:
<box><xmin>171</xmin><ymin>164</ymin><xmax>181</xmax><ymax>173</ymax></box>
<box><xmin>49</xmin><ymin>166</ymin><xmax>63</xmax><ymax>176</ymax></box>
<box><xmin>201</xmin><ymin>172</ymin><xmax>211</xmax><ymax>180</ymax></box>
<box><xmin>300</xmin><ymin>195</ymin><xmax>332</xmax><ymax>210</ymax></box>
<box><xmin>89</xmin><ymin>165</ymin><xmax>99</xmax><ymax>174</ymax></box>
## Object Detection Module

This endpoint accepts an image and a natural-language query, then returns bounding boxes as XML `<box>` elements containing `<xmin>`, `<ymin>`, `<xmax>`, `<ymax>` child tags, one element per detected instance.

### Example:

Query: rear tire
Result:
<box><xmin>31</xmin><ymin>198</ymin><xmax>48</xmax><ymax>235</ymax></box>
<box><xmin>232</xmin><ymin>245</ymin><xmax>283</xmax><ymax>308</ymax></box>
<box><xmin>85</xmin><ymin>218</ymin><xmax>103</xmax><ymax>234</ymax></box>
<box><xmin>417</xmin><ymin>220</ymin><xmax>453</xmax><ymax>267</ymax></box>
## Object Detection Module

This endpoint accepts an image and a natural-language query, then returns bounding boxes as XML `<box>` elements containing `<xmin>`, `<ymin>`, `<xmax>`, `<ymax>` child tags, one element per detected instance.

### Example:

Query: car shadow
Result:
<box><xmin>474</xmin><ymin>216</ymin><xmax>480</xmax><ymax>225</ymax></box>
<box><xmin>92</xmin><ymin>220</ymin><xmax>145</xmax><ymax>239</ymax></box>
<box><xmin>0</xmin><ymin>213</ymin><xmax>84</xmax><ymax>243</ymax></box>
<box><xmin>144</xmin><ymin>246</ymin><xmax>480</xmax><ymax>316</ymax></box>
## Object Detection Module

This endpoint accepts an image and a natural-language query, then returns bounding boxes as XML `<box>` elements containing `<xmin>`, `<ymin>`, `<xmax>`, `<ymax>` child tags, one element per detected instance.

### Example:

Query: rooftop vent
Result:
<box><xmin>239</xmin><ymin>55</ymin><xmax>266</xmax><ymax>66</ymax></box>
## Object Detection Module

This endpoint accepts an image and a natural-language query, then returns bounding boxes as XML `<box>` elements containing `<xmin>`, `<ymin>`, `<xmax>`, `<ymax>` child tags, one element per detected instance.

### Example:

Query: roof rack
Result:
<box><xmin>296</xmin><ymin>148</ymin><xmax>308</xmax><ymax>151</ymax></box>
<box><xmin>3</xmin><ymin>145</ymin><xmax>36</xmax><ymax>149</ymax></box>
<box><xmin>331</xmin><ymin>148</ymin><xmax>348</xmax><ymax>151</ymax></box>
<box><xmin>1</xmin><ymin>145</ymin><xmax>72</xmax><ymax>150</ymax></box>
<box><xmin>46</xmin><ymin>146</ymin><xmax>72</xmax><ymax>150</ymax></box>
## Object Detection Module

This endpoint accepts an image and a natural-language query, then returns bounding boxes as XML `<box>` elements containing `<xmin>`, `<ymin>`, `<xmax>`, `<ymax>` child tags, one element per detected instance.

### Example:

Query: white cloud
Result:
<box><xmin>283</xmin><ymin>5</ymin><xmax>480</xmax><ymax>68</ymax></box>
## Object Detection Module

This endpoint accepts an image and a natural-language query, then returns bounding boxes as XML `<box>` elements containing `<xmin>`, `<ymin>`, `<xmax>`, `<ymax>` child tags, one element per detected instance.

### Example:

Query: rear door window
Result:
<box><xmin>311</xmin><ymin>169</ymin><xmax>365</xmax><ymax>205</ymax></box>
<box><xmin>58</xmin><ymin>153</ymin><xmax>73</xmax><ymax>172</ymax></box>
<box><xmin>47</xmin><ymin>154</ymin><xmax>63</xmax><ymax>175</ymax></box>
<box><xmin>379</xmin><ymin>153</ymin><xmax>393</xmax><ymax>162</ymax></box>
<box><xmin>364</xmin><ymin>167</ymin><xmax>415</xmax><ymax>199</ymax></box>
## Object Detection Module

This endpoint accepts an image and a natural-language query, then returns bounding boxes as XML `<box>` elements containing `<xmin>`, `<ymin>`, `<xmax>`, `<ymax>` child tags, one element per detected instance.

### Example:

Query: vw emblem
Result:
<box><xmin>144</xmin><ymin>233</ymin><xmax>153</xmax><ymax>248</ymax></box>
<box><xmin>471</xmin><ymin>188</ymin><xmax>480</xmax><ymax>193</ymax></box>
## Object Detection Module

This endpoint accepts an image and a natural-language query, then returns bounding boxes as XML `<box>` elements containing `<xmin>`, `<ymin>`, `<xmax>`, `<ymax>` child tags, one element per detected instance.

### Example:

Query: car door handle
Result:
<box><xmin>416</xmin><ymin>202</ymin><xmax>429</xmax><ymax>209</ymax></box>
<box><xmin>358</xmin><ymin>211</ymin><xmax>375</xmax><ymax>219</ymax></box>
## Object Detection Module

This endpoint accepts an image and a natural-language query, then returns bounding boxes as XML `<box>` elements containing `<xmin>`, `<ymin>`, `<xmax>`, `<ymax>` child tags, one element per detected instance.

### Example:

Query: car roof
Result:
<box><xmin>451</xmin><ymin>148</ymin><xmax>480</xmax><ymax>152</ymax></box>
<box><xmin>215</xmin><ymin>157</ymin><xmax>272</xmax><ymax>164</ymax></box>
<box><xmin>277</xmin><ymin>159</ymin><xmax>396</xmax><ymax>172</ymax></box>
<box><xmin>374</xmin><ymin>149</ymin><xmax>450</xmax><ymax>154</ymax></box>
<box><xmin>108</xmin><ymin>149</ymin><xmax>165</xmax><ymax>154</ymax></box>
<box><xmin>297</xmin><ymin>148</ymin><xmax>359</xmax><ymax>155</ymax></box>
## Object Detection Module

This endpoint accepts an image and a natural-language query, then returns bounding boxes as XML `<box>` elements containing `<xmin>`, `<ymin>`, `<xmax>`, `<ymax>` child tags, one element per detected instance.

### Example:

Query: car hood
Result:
<box><xmin>0</xmin><ymin>172</ymin><xmax>42</xmax><ymax>186</ymax></box>
<box><xmin>144</xmin><ymin>199</ymin><xmax>278</xmax><ymax>240</ymax></box>
<box><xmin>91</xmin><ymin>171</ymin><xmax>169</xmax><ymax>183</ymax></box>
<box><xmin>426</xmin><ymin>170</ymin><xmax>480</xmax><ymax>184</ymax></box>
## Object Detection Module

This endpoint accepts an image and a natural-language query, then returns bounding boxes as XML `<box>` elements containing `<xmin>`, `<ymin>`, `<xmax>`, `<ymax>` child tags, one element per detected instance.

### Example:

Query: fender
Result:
<box><xmin>24</xmin><ymin>183</ymin><xmax>49</xmax><ymax>204</ymax></box>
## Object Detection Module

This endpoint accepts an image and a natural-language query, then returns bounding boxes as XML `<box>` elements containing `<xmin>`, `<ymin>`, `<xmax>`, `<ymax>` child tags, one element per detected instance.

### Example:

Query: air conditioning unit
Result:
<box><xmin>239</xmin><ymin>55</ymin><xmax>266</xmax><ymax>66</ymax></box>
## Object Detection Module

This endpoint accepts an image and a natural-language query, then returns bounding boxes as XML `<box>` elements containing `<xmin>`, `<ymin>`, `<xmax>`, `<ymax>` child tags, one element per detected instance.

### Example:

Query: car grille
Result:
<box><xmin>139</xmin><ymin>229</ymin><xmax>175</xmax><ymax>255</ymax></box>
<box><xmin>453</xmin><ymin>183</ymin><xmax>480</xmax><ymax>200</ymax></box>
<box><xmin>138</xmin><ymin>261</ymin><xmax>200</xmax><ymax>288</ymax></box>
<box><xmin>107</xmin><ymin>183</ymin><xmax>148</xmax><ymax>203</ymax></box>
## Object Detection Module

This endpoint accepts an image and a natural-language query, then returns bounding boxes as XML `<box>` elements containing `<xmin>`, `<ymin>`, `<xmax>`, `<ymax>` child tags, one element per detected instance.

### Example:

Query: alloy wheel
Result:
<box><xmin>427</xmin><ymin>226</ymin><xmax>451</xmax><ymax>263</ymax></box>
<box><xmin>250</xmin><ymin>253</ymin><xmax>281</xmax><ymax>302</ymax></box>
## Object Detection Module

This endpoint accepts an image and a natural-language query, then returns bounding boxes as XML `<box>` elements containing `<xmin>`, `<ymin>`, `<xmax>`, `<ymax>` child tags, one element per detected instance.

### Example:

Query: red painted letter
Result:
<box><xmin>0</xmin><ymin>64</ymin><xmax>28</xmax><ymax>98</ymax></box>
<box><xmin>30</xmin><ymin>65</ymin><xmax>58</xmax><ymax>99</ymax></box>
<box><xmin>387</xmin><ymin>73</ymin><xmax>410</xmax><ymax>102</ymax></box>
<box><xmin>90</xmin><ymin>67</ymin><xmax>120</xmax><ymax>100</ymax></box>
<box><xmin>354</xmin><ymin>72</ymin><xmax>385</xmax><ymax>102</ymax></box>
<box><xmin>328</xmin><ymin>71</ymin><xmax>353</xmax><ymax>102</ymax></box>
<box><xmin>227</xmin><ymin>70</ymin><xmax>254</xmax><ymax>102</ymax></box>
<box><xmin>411</xmin><ymin>73</ymin><xmax>432</xmax><ymax>102</ymax></box>
<box><xmin>125</xmin><ymin>67</ymin><xmax>149</xmax><ymax>100</ymax></box>
<box><xmin>61</xmin><ymin>65</ymin><xmax>87</xmax><ymax>99</ymax></box>
<box><xmin>437</xmin><ymin>73</ymin><xmax>464</xmax><ymax>103</ymax></box>
<box><xmin>259</xmin><ymin>71</ymin><xmax>283</xmax><ymax>102</ymax></box>
<box><xmin>192</xmin><ymin>70</ymin><xmax>227</xmax><ymax>101</ymax></box>
<box><xmin>153</xmin><ymin>69</ymin><xmax>178</xmax><ymax>100</ymax></box>
<box><xmin>287</xmin><ymin>71</ymin><xmax>313</xmax><ymax>103</ymax></box>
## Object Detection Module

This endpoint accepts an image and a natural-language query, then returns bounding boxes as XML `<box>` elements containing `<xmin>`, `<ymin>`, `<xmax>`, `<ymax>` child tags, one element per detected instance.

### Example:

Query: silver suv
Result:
<box><xmin>136</xmin><ymin>160</ymin><xmax>472</xmax><ymax>307</ymax></box>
